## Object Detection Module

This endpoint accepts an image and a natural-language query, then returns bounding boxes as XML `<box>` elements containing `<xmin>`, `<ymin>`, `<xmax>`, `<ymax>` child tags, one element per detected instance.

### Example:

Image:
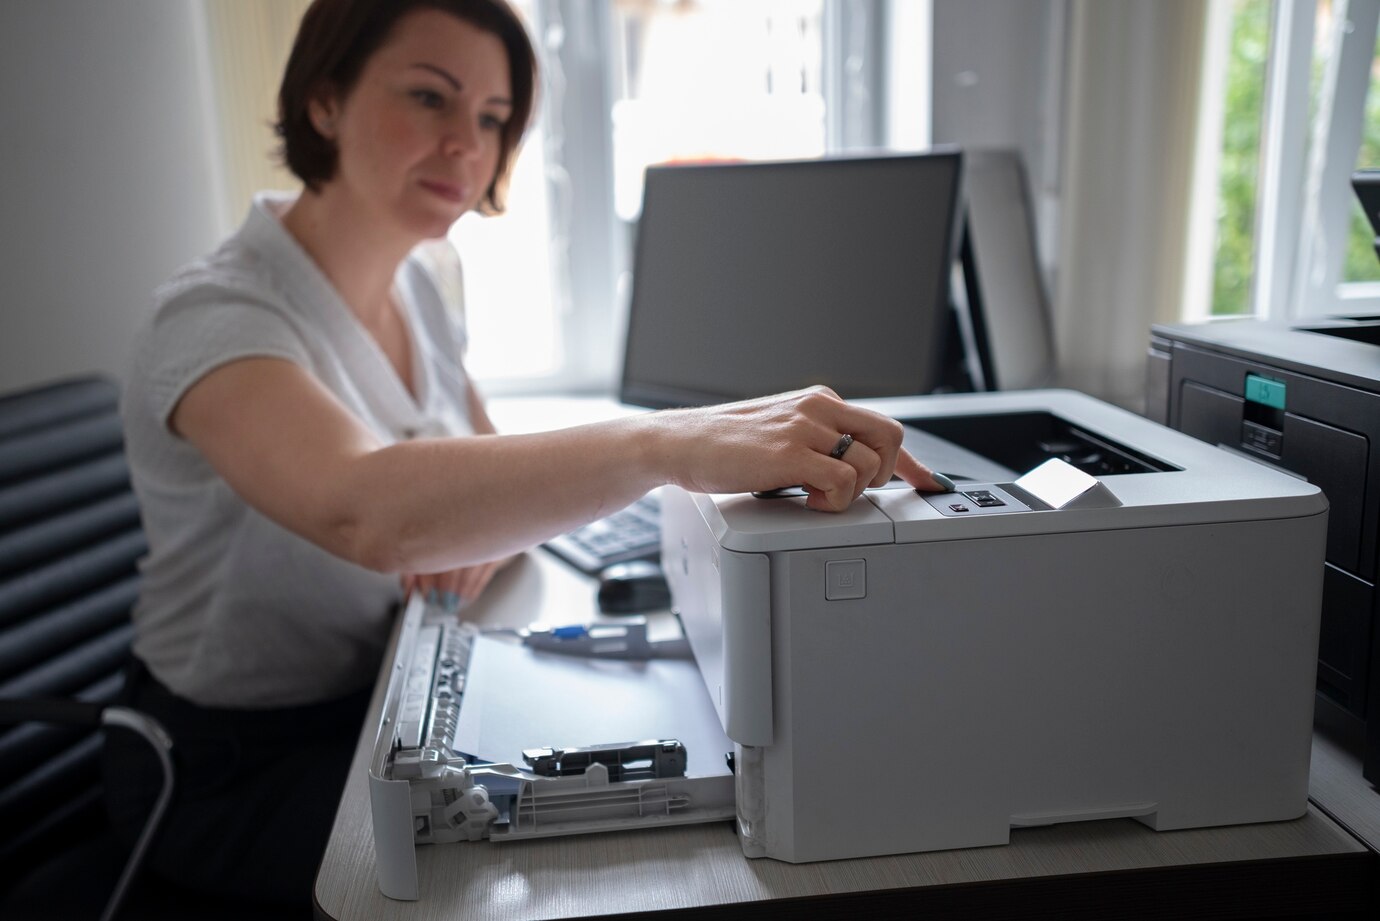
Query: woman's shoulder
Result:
<box><xmin>153</xmin><ymin>191</ymin><xmax>310</xmax><ymax>316</ymax></box>
<box><xmin>135</xmin><ymin>234</ymin><xmax>313</xmax><ymax>378</ymax></box>
<box><xmin>155</xmin><ymin>231</ymin><xmax>281</xmax><ymax>314</ymax></box>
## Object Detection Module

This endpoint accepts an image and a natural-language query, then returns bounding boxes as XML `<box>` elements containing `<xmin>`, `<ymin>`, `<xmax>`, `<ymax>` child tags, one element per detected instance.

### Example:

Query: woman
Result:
<box><xmin>107</xmin><ymin>0</ymin><xmax>950</xmax><ymax>907</ymax></box>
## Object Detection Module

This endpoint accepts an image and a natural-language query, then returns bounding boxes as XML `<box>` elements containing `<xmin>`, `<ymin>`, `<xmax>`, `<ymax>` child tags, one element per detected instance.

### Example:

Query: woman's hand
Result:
<box><xmin>645</xmin><ymin>386</ymin><xmax>949</xmax><ymax>512</ymax></box>
<box><xmin>402</xmin><ymin>554</ymin><xmax>518</xmax><ymax>613</ymax></box>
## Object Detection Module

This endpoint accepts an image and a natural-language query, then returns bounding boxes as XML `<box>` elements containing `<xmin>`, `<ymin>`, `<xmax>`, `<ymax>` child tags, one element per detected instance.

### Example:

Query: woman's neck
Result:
<box><xmin>280</xmin><ymin>186</ymin><xmax>416</xmax><ymax>328</ymax></box>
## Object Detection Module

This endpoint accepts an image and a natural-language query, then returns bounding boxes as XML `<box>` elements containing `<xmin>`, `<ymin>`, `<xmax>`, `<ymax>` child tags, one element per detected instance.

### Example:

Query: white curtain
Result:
<box><xmin>200</xmin><ymin>0</ymin><xmax>312</xmax><ymax>233</ymax></box>
<box><xmin>1053</xmin><ymin>0</ymin><xmax>1208</xmax><ymax>411</ymax></box>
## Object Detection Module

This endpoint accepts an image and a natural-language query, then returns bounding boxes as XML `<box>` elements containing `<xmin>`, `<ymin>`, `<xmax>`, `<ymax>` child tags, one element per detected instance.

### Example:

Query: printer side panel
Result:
<box><xmin>663</xmin><ymin>488</ymin><xmax>729</xmax><ymax>733</ymax></box>
<box><xmin>759</xmin><ymin>512</ymin><xmax>1326</xmax><ymax>862</ymax></box>
<box><xmin>662</xmin><ymin>488</ymin><xmax>774</xmax><ymax>747</ymax></box>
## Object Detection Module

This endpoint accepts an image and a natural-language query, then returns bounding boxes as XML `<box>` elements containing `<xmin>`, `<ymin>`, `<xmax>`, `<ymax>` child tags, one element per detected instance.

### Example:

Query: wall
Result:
<box><xmin>0</xmin><ymin>0</ymin><xmax>224</xmax><ymax>394</ymax></box>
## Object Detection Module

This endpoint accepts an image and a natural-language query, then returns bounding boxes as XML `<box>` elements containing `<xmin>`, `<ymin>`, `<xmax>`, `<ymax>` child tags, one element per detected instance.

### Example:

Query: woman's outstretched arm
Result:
<box><xmin>171</xmin><ymin>356</ymin><xmax>946</xmax><ymax>574</ymax></box>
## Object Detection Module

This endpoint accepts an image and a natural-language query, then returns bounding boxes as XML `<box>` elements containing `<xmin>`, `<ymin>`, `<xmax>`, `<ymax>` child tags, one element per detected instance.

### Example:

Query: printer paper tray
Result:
<box><xmin>454</xmin><ymin>632</ymin><xmax>734</xmax><ymax>779</ymax></box>
<box><xmin>370</xmin><ymin>604</ymin><xmax>737</xmax><ymax>900</ymax></box>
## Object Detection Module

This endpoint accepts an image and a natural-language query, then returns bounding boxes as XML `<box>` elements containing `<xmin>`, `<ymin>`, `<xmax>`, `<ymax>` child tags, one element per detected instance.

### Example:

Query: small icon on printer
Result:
<box><xmin>825</xmin><ymin>559</ymin><xmax>866</xmax><ymax>601</ymax></box>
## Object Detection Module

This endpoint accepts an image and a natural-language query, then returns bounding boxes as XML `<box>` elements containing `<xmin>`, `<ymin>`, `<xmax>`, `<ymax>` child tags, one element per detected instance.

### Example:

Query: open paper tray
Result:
<box><xmin>370</xmin><ymin>597</ymin><xmax>737</xmax><ymax>901</ymax></box>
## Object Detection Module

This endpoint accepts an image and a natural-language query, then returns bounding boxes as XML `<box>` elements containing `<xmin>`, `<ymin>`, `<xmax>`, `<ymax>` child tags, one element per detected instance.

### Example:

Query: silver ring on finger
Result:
<box><xmin>829</xmin><ymin>433</ymin><xmax>854</xmax><ymax>460</ymax></box>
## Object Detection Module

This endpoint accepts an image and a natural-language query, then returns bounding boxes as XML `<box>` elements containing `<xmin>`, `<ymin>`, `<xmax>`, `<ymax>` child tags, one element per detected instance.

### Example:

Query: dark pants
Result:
<box><xmin>102</xmin><ymin>658</ymin><xmax>372</xmax><ymax>908</ymax></box>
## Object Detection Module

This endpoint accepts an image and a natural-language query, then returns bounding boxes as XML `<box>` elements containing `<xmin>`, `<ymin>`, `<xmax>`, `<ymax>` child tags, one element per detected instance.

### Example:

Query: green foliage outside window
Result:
<box><xmin>1214</xmin><ymin>3</ymin><xmax>1380</xmax><ymax>308</ymax></box>
<box><xmin>1213</xmin><ymin>0</ymin><xmax>1271</xmax><ymax>316</ymax></box>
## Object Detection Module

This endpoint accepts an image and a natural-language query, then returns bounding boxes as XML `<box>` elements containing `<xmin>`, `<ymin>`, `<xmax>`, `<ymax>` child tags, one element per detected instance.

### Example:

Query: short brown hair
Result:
<box><xmin>276</xmin><ymin>0</ymin><xmax>537</xmax><ymax>215</ymax></box>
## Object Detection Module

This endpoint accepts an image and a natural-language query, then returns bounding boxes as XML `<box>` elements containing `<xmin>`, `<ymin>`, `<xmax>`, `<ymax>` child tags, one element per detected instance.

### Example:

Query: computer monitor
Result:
<box><xmin>618</xmin><ymin>151</ymin><xmax>965</xmax><ymax>409</ymax></box>
<box><xmin>954</xmin><ymin>149</ymin><xmax>1056</xmax><ymax>392</ymax></box>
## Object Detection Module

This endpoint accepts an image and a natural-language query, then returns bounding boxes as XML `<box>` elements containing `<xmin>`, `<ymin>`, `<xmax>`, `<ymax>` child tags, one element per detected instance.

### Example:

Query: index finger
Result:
<box><xmin>894</xmin><ymin>448</ymin><xmax>953</xmax><ymax>493</ymax></box>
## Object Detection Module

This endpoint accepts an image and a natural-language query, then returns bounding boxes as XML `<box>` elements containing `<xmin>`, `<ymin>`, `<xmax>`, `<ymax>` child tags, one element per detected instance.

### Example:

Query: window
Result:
<box><xmin>1294</xmin><ymin>0</ymin><xmax>1380</xmax><ymax>309</ymax></box>
<box><xmin>1342</xmin><ymin>17</ymin><xmax>1380</xmax><ymax>283</ymax></box>
<box><xmin>460</xmin><ymin>0</ymin><xmax>911</xmax><ymax>396</ymax></box>
<box><xmin>1202</xmin><ymin>0</ymin><xmax>1380</xmax><ymax>321</ymax></box>
<box><xmin>608</xmin><ymin>0</ymin><xmax>827</xmax><ymax>221</ymax></box>
<box><xmin>1209</xmin><ymin>0</ymin><xmax>1271</xmax><ymax>318</ymax></box>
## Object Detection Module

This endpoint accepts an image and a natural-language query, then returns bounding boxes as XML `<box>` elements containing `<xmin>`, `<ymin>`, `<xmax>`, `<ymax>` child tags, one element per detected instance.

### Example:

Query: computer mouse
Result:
<box><xmin>597</xmin><ymin>559</ymin><xmax>671</xmax><ymax>615</ymax></box>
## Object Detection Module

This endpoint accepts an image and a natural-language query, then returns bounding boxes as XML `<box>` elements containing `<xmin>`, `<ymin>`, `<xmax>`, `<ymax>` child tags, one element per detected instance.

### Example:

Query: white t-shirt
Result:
<box><xmin>123</xmin><ymin>192</ymin><xmax>477</xmax><ymax>708</ymax></box>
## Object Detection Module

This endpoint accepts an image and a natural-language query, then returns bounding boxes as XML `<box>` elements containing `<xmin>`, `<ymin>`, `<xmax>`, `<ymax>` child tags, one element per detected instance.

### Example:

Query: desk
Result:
<box><xmin>314</xmin><ymin>398</ymin><xmax>1379</xmax><ymax>920</ymax></box>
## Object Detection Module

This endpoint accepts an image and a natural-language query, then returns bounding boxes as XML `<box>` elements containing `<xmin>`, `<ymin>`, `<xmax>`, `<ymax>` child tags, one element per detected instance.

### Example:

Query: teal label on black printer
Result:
<box><xmin>1242</xmin><ymin>373</ymin><xmax>1285</xmax><ymax>457</ymax></box>
<box><xmin>1244</xmin><ymin>373</ymin><xmax>1286</xmax><ymax>410</ymax></box>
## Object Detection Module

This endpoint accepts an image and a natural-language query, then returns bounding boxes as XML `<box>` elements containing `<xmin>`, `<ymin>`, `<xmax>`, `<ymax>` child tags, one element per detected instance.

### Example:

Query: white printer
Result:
<box><xmin>369</xmin><ymin>389</ymin><xmax>1327</xmax><ymax>897</ymax></box>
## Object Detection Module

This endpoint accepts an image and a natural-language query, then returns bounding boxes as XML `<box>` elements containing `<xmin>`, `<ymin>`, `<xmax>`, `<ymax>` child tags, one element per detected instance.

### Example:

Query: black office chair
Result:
<box><xmin>0</xmin><ymin>376</ymin><xmax>171</xmax><ymax>921</ymax></box>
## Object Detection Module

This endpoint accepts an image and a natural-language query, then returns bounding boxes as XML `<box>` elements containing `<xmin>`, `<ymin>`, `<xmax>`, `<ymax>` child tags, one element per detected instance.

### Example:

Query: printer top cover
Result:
<box><xmin>694</xmin><ymin>389</ymin><xmax>1325</xmax><ymax>554</ymax></box>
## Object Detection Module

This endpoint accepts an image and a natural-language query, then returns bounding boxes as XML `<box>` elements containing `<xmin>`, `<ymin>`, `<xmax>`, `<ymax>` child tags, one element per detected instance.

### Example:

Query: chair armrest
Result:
<box><xmin>0</xmin><ymin>697</ymin><xmax>175</xmax><ymax>921</ymax></box>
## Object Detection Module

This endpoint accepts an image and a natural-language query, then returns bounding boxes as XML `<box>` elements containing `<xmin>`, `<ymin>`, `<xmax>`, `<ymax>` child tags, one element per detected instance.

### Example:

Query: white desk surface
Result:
<box><xmin>313</xmin><ymin>395</ymin><xmax>1378</xmax><ymax>920</ymax></box>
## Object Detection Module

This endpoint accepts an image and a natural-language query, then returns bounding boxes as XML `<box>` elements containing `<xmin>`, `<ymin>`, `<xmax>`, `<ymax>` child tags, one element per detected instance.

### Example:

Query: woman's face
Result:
<box><xmin>312</xmin><ymin>8</ymin><xmax>513</xmax><ymax>240</ymax></box>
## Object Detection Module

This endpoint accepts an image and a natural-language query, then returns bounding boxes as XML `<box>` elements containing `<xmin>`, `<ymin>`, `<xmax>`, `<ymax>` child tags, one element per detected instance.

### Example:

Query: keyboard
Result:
<box><xmin>542</xmin><ymin>492</ymin><xmax>662</xmax><ymax>574</ymax></box>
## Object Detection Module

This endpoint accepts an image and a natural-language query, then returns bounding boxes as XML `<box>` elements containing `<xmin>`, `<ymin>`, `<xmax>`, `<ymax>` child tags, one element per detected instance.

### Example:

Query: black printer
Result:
<box><xmin>1146</xmin><ymin>313</ymin><xmax>1380</xmax><ymax>787</ymax></box>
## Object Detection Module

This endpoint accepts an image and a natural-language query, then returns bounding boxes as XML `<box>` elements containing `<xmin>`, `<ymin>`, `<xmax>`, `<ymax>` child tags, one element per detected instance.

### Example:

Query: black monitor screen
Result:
<box><xmin>619</xmin><ymin>151</ymin><xmax>964</xmax><ymax>408</ymax></box>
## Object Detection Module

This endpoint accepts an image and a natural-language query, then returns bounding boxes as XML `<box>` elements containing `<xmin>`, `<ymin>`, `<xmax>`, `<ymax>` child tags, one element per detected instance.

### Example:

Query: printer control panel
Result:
<box><xmin>924</xmin><ymin>484</ymin><xmax>1036</xmax><ymax>517</ymax></box>
<box><xmin>922</xmin><ymin>458</ymin><xmax>1122</xmax><ymax>516</ymax></box>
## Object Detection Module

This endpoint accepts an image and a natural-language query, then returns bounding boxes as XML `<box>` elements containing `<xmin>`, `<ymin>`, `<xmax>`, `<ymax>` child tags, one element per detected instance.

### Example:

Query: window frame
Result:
<box><xmin>1258</xmin><ymin>0</ymin><xmax>1380</xmax><ymax>321</ymax></box>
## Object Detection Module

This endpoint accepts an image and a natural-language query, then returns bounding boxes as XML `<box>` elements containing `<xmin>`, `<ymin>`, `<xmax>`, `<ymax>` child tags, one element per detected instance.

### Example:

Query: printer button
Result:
<box><xmin>964</xmin><ymin>490</ymin><xmax>1006</xmax><ymax>508</ymax></box>
<box><xmin>826</xmin><ymin>559</ymin><xmax>866</xmax><ymax>601</ymax></box>
<box><xmin>949</xmin><ymin>503</ymin><xmax>971</xmax><ymax>513</ymax></box>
